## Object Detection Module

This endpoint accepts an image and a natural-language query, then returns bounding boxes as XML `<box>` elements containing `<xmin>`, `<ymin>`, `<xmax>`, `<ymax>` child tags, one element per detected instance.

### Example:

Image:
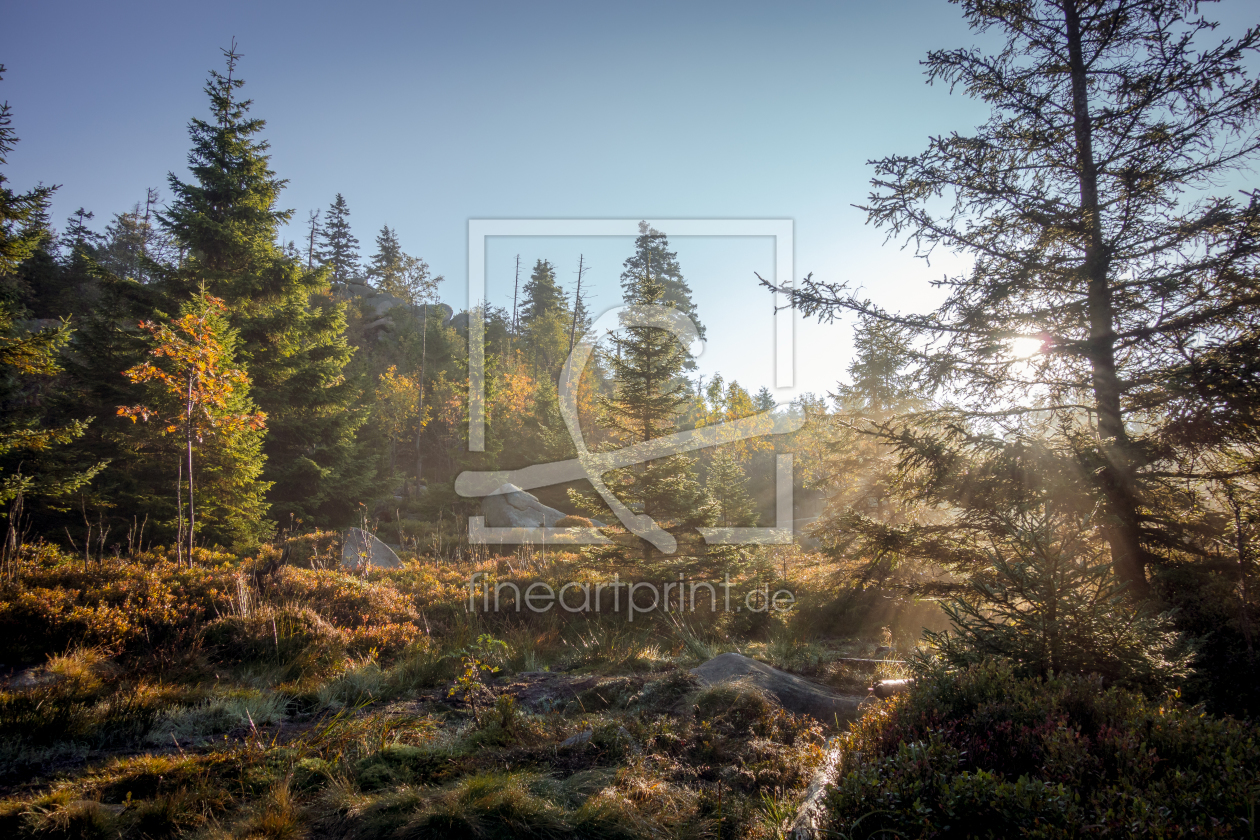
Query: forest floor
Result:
<box><xmin>0</xmin><ymin>534</ymin><xmax>908</xmax><ymax>840</ymax></box>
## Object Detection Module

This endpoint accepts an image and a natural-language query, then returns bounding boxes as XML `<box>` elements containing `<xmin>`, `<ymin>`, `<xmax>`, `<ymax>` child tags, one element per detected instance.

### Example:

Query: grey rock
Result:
<box><xmin>447</xmin><ymin>311</ymin><xmax>470</xmax><ymax>333</ymax></box>
<box><xmin>691</xmin><ymin>652</ymin><xmax>863</xmax><ymax>725</ymax></box>
<box><xmin>364</xmin><ymin>292</ymin><xmax>407</xmax><ymax>317</ymax></box>
<box><xmin>341</xmin><ymin>528</ymin><xmax>403</xmax><ymax>569</ymax></box>
<box><xmin>6</xmin><ymin>667</ymin><xmax>63</xmax><ymax>691</ymax></box>
<box><xmin>482</xmin><ymin>483</ymin><xmax>570</xmax><ymax>529</ymax></box>
<box><xmin>561</xmin><ymin>728</ymin><xmax>594</xmax><ymax>748</ymax></box>
<box><xmin>614</xmin><ymin>725</ymin><xmax>641</xmax><ymax>754</ymax></box>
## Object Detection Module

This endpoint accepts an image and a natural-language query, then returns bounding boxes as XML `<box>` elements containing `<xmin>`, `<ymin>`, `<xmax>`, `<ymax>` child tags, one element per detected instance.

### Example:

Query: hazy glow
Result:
<box><xmin>1009</xmin><ymin>337</ymin><xmax>1044</xmax><ymax>359</ymax></box>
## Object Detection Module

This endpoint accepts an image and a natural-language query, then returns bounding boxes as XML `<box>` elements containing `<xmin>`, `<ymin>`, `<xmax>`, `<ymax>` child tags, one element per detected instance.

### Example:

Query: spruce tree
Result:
<box><xmin>706</xmin><ymin>451</ymin><xmax>758</xmax><ymax>527</ymax></box>
<box><xmin>366</xmin><ymin>225</ymin><xmax>401</xmax><ymax>290</ymax></box>
<box><xmin>519</xmin><ymin>259</ymin><xmax>572</xmax><ymax>376</ymax></box>
<box><xmin>772</xmin><ymin>1</ymin><xmax>1260</xmax><ymax>600</ymax></box>
<box><xmin>0</xmin><ymin>73</ymin><xmax>103</xmax><ymax>557</ymax></box>
<box><xmin>317</xmin><ymin>193</ymin><xmax>360</xmax><ymax>285</ymax></box>
<box><xmin>521</xmin><ymin>259</ymin><xmax>566</xmax><ymax>323</ymax></box>
<box><xmin>620</xmin><ymin>222</ymin><xmax>705</xmax><ymax>349</ymax></box>
<box><xmin>160</xmin><ymin>45</ymin><xmax>376</xmax><ymax>527</ymax></box>
<box><xmin>601</xmin><ymin>263</ymin><xmax>714</xmax><ymax>559</ymax></box>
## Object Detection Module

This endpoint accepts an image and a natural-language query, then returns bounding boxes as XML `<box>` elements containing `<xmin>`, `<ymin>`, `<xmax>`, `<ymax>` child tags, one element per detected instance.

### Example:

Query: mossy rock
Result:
<box><xmin>567</xmin><ymin>676</ymin><xmax>643</xmax><ymax>714</ymax></box>
<box><xmin>693</xmin><ymin>681</ymin><xmax>777</xmax><ymax>732</ymax></box>
<box><xmin>629</xmin><ymin>669</ymin><xmax>699</xmax><ymax>714</ymax></box>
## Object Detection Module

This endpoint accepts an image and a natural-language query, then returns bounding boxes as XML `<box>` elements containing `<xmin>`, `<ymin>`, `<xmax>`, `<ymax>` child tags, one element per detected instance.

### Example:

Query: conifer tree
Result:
<box><xmin>771</xmin><ymin>1</ymin><xmax>1260</xmax><ymax>599</ymax></box>
<box><xmin>317</xmin><ymin>193</ymin><xmax>359</xmax><ymax>285</ymax></box>
<box><xmin>160</xmin><ymin>45</ymin><xmax>376</xmax><ymax>526</ymax></box>
<box><xmin>519</xmin><ymin>259</ymin><xmax>572</xmax><ymax>376</ymax></box>
<box><xmin>812</xmin><ymin>319</ymin><xmax>931</xmax><ymax>592</ymax></box>
<box><xmin>0</xmin><ymin>72</ymin><xmax>103</xmax><ymax>559</ymax></box>
<box><xmin>620</xmin><ymin>222</ymin><xmax>705</xmax><ymax>352</ymax></box>
<box><xmin>601</xmin><ymin>263</ymin><xmax>714</xmax><ymax>558</ymax></box>
<box><xmin>366</xmin><ymin>225</ymin><xmax>401</xmax><ymax>290</ymax></box>
<box><xmin>706</xmin><ymin>451</ymin><xmax>758</xmax><ymax>527</ymax></box>
<box><xmin>521</xmin><ymin>259</ymin><xmax>566</xmax><ymax>323</ymax></box>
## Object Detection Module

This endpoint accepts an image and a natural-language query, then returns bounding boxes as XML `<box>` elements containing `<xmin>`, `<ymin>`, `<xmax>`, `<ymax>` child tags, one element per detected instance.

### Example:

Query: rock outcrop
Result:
<box><xmin>691</xmin><ymin>652</ymin><xmax>863</xmax><ymax>724</ymax></box>
<box><xmin>341</xmin><ymin>528</ymin><xmax>403</xmax><ymax>569</ymax></box>
<box><xmin>481</xmin><ymin>484</ymin><xmax>571</xmax><ymax>529</ymax></box>
<box><xmin>336</xmin><ymin>283</ymin><xmax>456</xmax><ymax>340</ymax></box>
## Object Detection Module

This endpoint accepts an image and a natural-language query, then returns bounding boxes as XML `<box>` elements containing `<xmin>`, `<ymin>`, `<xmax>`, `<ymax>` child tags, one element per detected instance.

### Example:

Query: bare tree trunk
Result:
<box><xmin>4</xmin><ymin>491</ymin><xmax>23</xmax><ymax>578</ymax></box>
<box><xmin>569</xmin><ymin>254</ymin><xmax>585</xmax><ymax>355</ymax></box>
<box><xmin>176</xmin><ymin>448</ymin><xmax>184</xmax><ymax>567</ymax></box>
<box><xmin>415</xmin><ymin>305</ymin><xmax>430</xmax><ymax>491</ymax></box>
<box><xmin>307</xmin><ymin>209</ymin><xmax>320</xmax><ymax>272</ymax></box>
<box><xmin>1064</xmin><ymin>1</ymin><xmax>1149</xmax><ymax>598</ymax></box>
<box><xmin>511</xmin><ymin>254</ymin><xmax>521</xmax><ymax>343</ymax></box>
<box><xmin>1230</xmin><ymin>489</ymin><xmax>1256</xmax><ymax>665</ymax></box>
<box><xmin>186</xmin><ymin>372</ymin><xmax>195</xmax><ymax>563</ymax></box>
<box><xmin>81</xmin><ymin>495</ymin><xmax>92</xmax><ymax>570</ymax></box>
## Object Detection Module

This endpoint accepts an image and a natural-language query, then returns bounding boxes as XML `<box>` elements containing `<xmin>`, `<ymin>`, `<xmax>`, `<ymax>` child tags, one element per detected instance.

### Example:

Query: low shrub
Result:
<box><xmin>200</xmin><ymin>605</ymin><xmax>347</xmax><ymax>678</ymax></box>
<box><xmin>0</xmin><ymin>553</ymin><xmax>237</xmax><ymax>664</ymax></box>
<box><xmin>354</xmin><ymin>744</ymin><xmax>466</xmax><ymax>791</ymax></box>
<box><xmin>823</xmin><ymin>661</ymin><xmax>1260</xmax><ymax>838</ymax></box>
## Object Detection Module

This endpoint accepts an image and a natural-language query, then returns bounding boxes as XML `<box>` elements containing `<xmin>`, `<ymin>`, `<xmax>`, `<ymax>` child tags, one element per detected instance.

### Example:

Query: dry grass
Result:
<box><xmin>0</xmin><ymin>539</ymin><xmax>909</xmax><ymax>840</ymax></box>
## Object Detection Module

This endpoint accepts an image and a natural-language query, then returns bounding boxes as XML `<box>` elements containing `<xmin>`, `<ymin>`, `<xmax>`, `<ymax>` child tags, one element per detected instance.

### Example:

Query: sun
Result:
<box><xmin>1009</xmin><ymin>336</ymin><xmax>1044</xmax><ymax>359</ymax></box>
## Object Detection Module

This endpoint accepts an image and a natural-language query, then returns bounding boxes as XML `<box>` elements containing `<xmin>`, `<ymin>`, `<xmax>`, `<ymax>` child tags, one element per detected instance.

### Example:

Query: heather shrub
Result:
<box><xmin>270</xmin><ymin>566</ymin><xmax>417</xmax><ymax>627</ymax></box>
<box><xmin>0</xmin><ymin>553</ymin><xmax>237</xmax><ymax>664</ymax></box>
<box><xmin>355</xmin><ymin>744</ymin><xmax>465</xmax><ymax>791</ymax></box>
<box><xmin>200</xmin><ymin>605</ymin><xmax>347</xmax><ymax>677</ymax></box>
<box><xmin>824</xmin><ymin>661</ymin><xmax>1260</xmax><ymax>838</ymax></box>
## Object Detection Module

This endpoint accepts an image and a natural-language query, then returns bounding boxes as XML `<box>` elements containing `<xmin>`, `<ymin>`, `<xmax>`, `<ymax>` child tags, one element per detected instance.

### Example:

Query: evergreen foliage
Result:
<box><xmin>812</xmin><ymin>320</ymin><xmax>929</xmax><ymax>591</ymax></box>
<box><xmin>0</xmin><ymin>68</ymin><xmax>103</xmax><ymax>552</ymax></box>
<box><xmin>317</xmin><ymin>193</ymin><xmax>360</xmax><ymax>285</ymax></box>
<box><xmin>619</xmin><ymin>222</ymin><xmax>704</xmax><ymax>341</ymax></box>
<box><xmin>826</xmin><ymin>661</ymin><xmax>1260</xmax><ymax>838</ymax></box>
<box><xmin>705</xmin><ymin>451</ymin><xmax>758</xmax><ymax>527</ymax></box>
<box><xmin>366</xmin><ymin>225</ymin><xmax>401</xmax><ymax>290</ymax></box>
<box><xmin>520</xmin><ymin>259</ymin><xmax>566</xmax><ymax>324</ymax></box>
<box><xmin>160</xmin><ymin>46</ymin><xmax>374</xmax><ymax>527</ymax></box>
<box><xmin>771</xmin><ymin>1</ymin><xmax>1260</xmax><ymax>602</ymax></box>
<box><xmin>925</xmin><ymin>508</ymin><xmax>1192</xmax><ymax>693</ymax></box>
<box><xmin>600</xmin><ymin>257</ymin><xmax>714</xmax><ymax>554</ymax></box>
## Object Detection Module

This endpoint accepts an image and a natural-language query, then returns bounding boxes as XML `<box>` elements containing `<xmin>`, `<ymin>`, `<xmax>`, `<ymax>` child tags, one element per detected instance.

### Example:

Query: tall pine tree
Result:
<box><xmin>0</xmin><ymin>76</ymin><xmax>103</xmax><ymax>556</ymax></box>
<box><xmin>317</xmin><ymin>193</ymin><xmax>360</xmax><ymax>286</ymax></box>
<box><xmin>160</xmin><ymin>44</ymin><xmax>377</xmax><ymax>527</ymax></box>
<box><xmin>773</xmin><ymin>0</ymin><xmax>1260</xmax><ymax>600</ymax></box>
<box><xmin>620</xmin><ymin>222</ymin><xmax>705</xmax><ymax>369</ymax></box>
<box><xmin>601</xmin><ymin>261</ymin><xmax>714</xmax><ymax>560</ymax></box>
<box><xmin>366</xmin><ymin>225</ymin><xmax>401</xmax><ymax>290</ymax></box>
<box><xmin>521</xmin><ymin>259</ymin><xmax>566</xmax><ymax>323</ymax></box>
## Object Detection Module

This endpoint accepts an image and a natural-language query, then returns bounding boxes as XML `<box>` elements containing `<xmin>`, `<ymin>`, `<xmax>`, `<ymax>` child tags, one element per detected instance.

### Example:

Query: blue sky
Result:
<box><xmin>4</xmin><ymin>1</ymin><xmax>1255</xmax><ymax>402</ymax></box>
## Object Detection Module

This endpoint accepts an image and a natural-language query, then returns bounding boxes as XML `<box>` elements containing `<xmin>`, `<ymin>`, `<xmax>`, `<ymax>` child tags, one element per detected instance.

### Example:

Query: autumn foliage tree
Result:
<box><xmin>119</xmin><ymin>292</ymin><xmax>268</xmax><ymax>558</ymax></box>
